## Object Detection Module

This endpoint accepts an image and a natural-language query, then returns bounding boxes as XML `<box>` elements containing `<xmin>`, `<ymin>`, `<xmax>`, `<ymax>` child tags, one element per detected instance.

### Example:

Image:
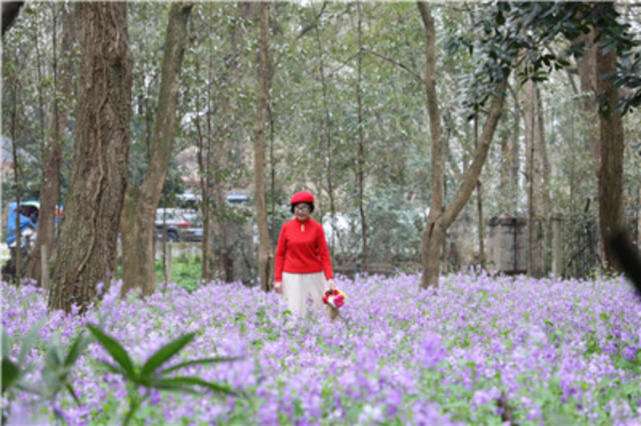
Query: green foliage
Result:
<box><xmin>86</xmin><ymin>324</ymin><xmax>243</xmax><ymax>425</ymax></box>
<box><xmin>3</xmin><ymin>0</ymin><xmax>640</xmax><ymax>281</ymax></box>
<box><xmin>41</xmin><ymin>331</ymin><xmax>92</xmax><ymax>404</ymax></box>
<box><xmin>2</xmin><ymin>320</ymin><xmax>90</xmax><ymax>423</ymax></box>
<box><xmin>2</xmin><ymin>320</ymin><xmax>245</xmax><ymax>425</ymax></box>
<box><xmin>154</xmin><ymin>254</ymin><xmax>202</xmax><ymax>291</ymax></box>
<box><xmin>1</xmin><ymin>319</ymin><xmax>44</xmax><ymax>396</ymax></box>
<box><xmin>498</xmin><ymin>2</ymin><xmax>641</xmax><ymax>114</ymax></box>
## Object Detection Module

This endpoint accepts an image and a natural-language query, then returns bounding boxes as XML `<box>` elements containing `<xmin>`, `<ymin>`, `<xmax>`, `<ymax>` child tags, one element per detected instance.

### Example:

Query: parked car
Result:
<box><xmin>2</xmin><ymin>200</ymin><xmax>63</xmax><ymax>282</ymax></box>
<box><xmin>5</xmin><ymin>200</ymin><xmax>64</xmax><ymax>248</ymax></box>
<box><xmin>155</xmin><ymin>208</ymin><xmax>203</xmax><ymax>242</ymax></box>
<box><xmin>6</xmin><ymin>200</ymin><xmax>40</xmax><ymax>248</ymax></box>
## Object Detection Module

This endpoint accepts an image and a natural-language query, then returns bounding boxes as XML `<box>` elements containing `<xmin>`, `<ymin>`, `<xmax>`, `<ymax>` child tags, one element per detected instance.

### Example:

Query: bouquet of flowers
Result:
<box><xmin>323</xmin><ymin>289</ymin><xmax>346</xmax><ymax>309</ymax></box>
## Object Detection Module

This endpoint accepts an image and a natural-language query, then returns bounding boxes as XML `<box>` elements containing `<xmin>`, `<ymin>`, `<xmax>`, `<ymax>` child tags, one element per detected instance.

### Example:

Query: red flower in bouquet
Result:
<box><xmin>323</xmin><ymin>289</ymin><xmax>346</xmax><ymax>308</ymax></box>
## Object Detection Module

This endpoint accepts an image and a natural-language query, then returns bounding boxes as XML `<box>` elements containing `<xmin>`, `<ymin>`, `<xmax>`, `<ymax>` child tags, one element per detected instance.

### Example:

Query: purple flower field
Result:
<box><xmin>2</xmin><ymin>272</ymin><xmax>641</xmax><ymax>425</ymax></box>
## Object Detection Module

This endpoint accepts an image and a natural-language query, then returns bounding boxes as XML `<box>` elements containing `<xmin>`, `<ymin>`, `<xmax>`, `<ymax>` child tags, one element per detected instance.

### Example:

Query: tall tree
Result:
<box><xmin>313</xmin><ymin>3</ymin><xmax>337</xmax><ymax>243</ymax></box>
<box><xmin>473</xmin><ymin>115</ymin><xmax>486</xmax><ymax>268</ymax></box>
<box><xmin>521</xmin><ymin>80</ymin><xmax>549</xmax><ymax>277</ymax></box>
<box><xmin>192</xmin><ymin>44</ymin><xmax>213</xmax><ymax>281</ymax></box>
<box><xmin>355</xmin><ymin>1</ymin><xmax>368</xmax><ymax>272</ymax></box>
<box><xmin>188</xmin><ymin>3</ymin><xmax>253</xmax><ymax>283</ymax></box>
<box><xmin>417</xmin><ymin>2</ymin><xmax>509</xmax><ymax>288</ymax></box>
<box><xmin>120</xmin><ymin>3</ymin><xmax>193</xmax><ymax>297</ymax></box>
<box><xmin>498</xmin><ymin>1</ymin><xmax>639</xmax><ymax>273</ymax></box>
<box><xmin>577</xmin><ymin>29</ymin><xmax>600</xmax><ymax>169</ymax></box>
<box><xmin>209</xmin><ymin>3</ymin><xmax>251</xmax><ymax>283</ymax></box>
<box><xmin>595</xmin><ymin>4</ymin><xmax>625</xmax><ymax>268</ymax></box>
<box><xmin>27</xmin><ymin>5</ymin><xmax>76</xmax><ymax>286</ymax></box>
<box><xmin>255</xmin><ymin>2</ymin><xmax>274</xmax><ymax>292</ymax></box>
<box><xmin>509</xmin><ymin>87</ymin><xmax>521</xmax><ymax>211</ymax></box>
<box><xmin>48</xmin><ymin>2</ymin><xmax>132</xmax><ymax>313</ymax></box>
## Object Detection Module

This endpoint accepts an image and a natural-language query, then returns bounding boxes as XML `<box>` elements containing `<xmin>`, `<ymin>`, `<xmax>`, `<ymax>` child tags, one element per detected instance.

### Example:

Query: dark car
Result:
<box><xmin>155</xmin><ymin>208</ymin><xmax>203</xmax><ymax>242</ymax></box>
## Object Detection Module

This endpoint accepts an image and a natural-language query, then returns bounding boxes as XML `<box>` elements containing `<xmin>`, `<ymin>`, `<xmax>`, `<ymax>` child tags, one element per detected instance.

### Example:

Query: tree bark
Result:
<box><xmin>508</xmin><ymin>84</ymin><xmax>521</xmax><ymax>211</ymax></box>
<box><xmin>577</xmin><ymin>29</ymin><xmax>600</xmax><ymax>169</ymax></box>
<box><xmin>47</xmin><ymin>2</ymin><xmax>132</xmax><ymax>313</ymax></box>
<box><xmin>356</xmin><ymin>2</ymin><xmax>368</xmax><ymax>272</ymax></box>
<box><xmin>595</xmin><ymin>4</ymin><xmax>625</xmax><ymax>269</ymax></box>
<box><xmin>576</xmin><ymin>28</ymin><xmax>605</xmax><ymax>261</ymax></box>
<box><xmin>418</xmin><ymin>1</ymin><xmax>508</xmax><ymax>289</ymax></box>
<box><xmin>10</xmin><ymin>78</ymin><xmax>23</xmax><ymax>282</ymax></box>
<box><xmin>255</xmin><ymin>2</ymin><xmax>274</xmax><ymax>292</ymax></box>
<box><xmin>200</xmin><ymin>35</ymin><xmax>216</xmax><ymax>282</ymax></box>
<box><xmin>28</xmin><ymin>6</ymin><xmax>76</xmax><ymax>286</ymax></box>
<box><xmin>521</xmin><ymin>79</ymin><xmax>548</xmax><ymax>278</ymax></box>
<box><xmin>120</xmin><ymin>3</ymin><xmax>193</xmax><ymax>297</ymax></box>
<box><xmin>193</xmin><ymin>54</ymin><xmax>212</xmax><ymax>282</ymax></box>
<box><xmin>474</xmin><ymin>115</ymin><xmax>485</xmax><ymax>268</ymax></box>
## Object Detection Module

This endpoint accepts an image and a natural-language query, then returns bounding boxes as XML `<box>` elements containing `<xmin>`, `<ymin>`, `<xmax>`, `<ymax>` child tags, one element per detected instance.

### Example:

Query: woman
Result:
<box><xmin>274</xmin><ymin>191</ymin><xmax>336</xmax><ymax>318</ymax></box>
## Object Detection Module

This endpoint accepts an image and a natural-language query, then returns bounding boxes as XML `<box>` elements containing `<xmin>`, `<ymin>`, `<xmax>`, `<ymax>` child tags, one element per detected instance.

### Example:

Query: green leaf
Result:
<box><xmin>140</xmin><ymin>333</ymin><xmax>195</xmax><ymax>378</ymax></box>
<box><xmin>151</xmin><ymin>376</ymin><xmax>238</xmax><ymax>396</ymax></box>
<box><xmin>19</xmin><ymin>318</ymin><xmax>46</xmax><ymax>364</ymax></box>
<box><xmin>64</xmin><ymin>332</ymin><xmax>91</xmax><ymax>367</ymax></box>
<box><xmin>66</xmin><ymin>383</ymin><xmax>81</xmax><ymax>405</ymax></box>
<box><xmin>42</xmin><ymin>367</ymin><xmax>61</xmax><ymax>392</ymax></box>
<box><xmin>2</xmin><ymin>328</ymin><xmax>10</xmax><ymax>359</ymax></box>
<box><xmin>159</xmin><ymin>356</ymin><xmax>243</xmax><ymax>376</ymax></box>
<box><xmin>2</xmin><ymin>358</ymin><xmax>19</xmax><ymax>394</ymax></box>
<box><xmin>96</xmin><ymin>360</ymin><xmax>126</xmax><ymax>376</ymax></box>
<box><xmin>86</xmin><ymin>324</ymin><xmax>135</xmax><ymax>379</ymax></box>
<box><xmin>148</xmin><ymin>381</ymin><xmax>201</xmax><ymax>394</ymax></box>
<box><xmin>45</xmin><ymin>343</ymin><xmax>62</xmax><ymax>369</ymax></box>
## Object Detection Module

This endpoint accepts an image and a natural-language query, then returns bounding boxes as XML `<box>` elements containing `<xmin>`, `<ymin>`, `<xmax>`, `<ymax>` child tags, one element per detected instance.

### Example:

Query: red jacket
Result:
<box><xmin>274</xmin><ymin>217</ymin><xmax>334</xmax><ymax>281</ymax></box>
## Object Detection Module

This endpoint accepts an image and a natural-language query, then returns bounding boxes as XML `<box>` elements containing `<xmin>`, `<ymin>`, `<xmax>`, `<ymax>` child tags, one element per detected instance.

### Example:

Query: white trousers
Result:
<box><xmin>281</xmin><ymin>272</ymin><xmax>327</xmax><ymax>317</ymax></box>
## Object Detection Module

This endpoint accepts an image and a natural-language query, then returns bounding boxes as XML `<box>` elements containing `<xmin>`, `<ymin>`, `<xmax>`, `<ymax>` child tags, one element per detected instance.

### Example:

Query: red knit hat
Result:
<box><xmin>290</xmin><ymin>191</ymin><xmax>314</xmax><ymax>205</ymax></box>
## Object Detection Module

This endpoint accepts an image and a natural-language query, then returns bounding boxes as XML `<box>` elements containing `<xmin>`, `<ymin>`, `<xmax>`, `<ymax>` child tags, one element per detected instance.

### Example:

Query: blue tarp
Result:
<box><xmin>6</xmin><ymin>201</ymin><xmax>39</xmax><ymax>246</ymax></box>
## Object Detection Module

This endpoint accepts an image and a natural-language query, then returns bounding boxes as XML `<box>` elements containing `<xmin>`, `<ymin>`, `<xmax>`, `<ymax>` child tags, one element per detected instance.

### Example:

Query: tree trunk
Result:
<box><xmin>255</xmin><ymin>2</ymin><xmax>274</xmax><ymax>292</ymax></box>
<box><xmin>268</xmin><ymin>103</ymin><xmax>278</xmax><ymax>244</ymax></box>
<box><xmin>193</xmin><ymin>55</ymin><xmax>212</xmax><ymax>282</ymax></box>
<box><xmin>201</xmin><ymin>38</ymin><xmax>217</xmax><ymax>282</ymax></box>
<box><xmin>499</xmin><ymin>121</ymin><xmax>510</xmax><ymax>211</ymax></box>
<box><xmin>595</xmin><ymin>5</ymin><xmax>625</xmax><ymax>269</ymax></box>
<box><xmin>521</xmin><ymin>79</ymin><xmax>548</xmax><ymax>278</ymax></box>
<box><xmin>474</xmin><ymin>115</ymin><xmax>485</xmax><ymax>268</ymax></box>
<box><xmin>313</xmin><ymin>6</ymin><xmax>336</xmax><ymax>247</ymax></box>
<box><xmin>508</xmin><ymin>84</ymin><xmax>521</xmax><ymax>211</ymax></box>
<box><xmin>637</xmin><ymin>186</ymin><xmax>641</xmax><ymax>247</ymax></box>
<box><xmin>356</xmin><ymin>2</ymin><xmax>368</xmax><ymax>272</ymax></box>
<box><xmin>576</xmin><ymin>28</ymin><xmax>605</xmax><ymax>260</ymax></box>
<box><xmin>120</xmin><ymin>3</ymin><xmax>192</xmax><ymax>297</ymax></box>
<box><xmin>577</xmin><ymin>29</ymin><xmax>600</xmax><ymax>169</ymax></box>
<box><xmin>28</xmin><ymin>6</ymin><xmax>76</xmax><ymax>286</ymax></box>
<box><xmin>417</xmin><ymin>1</ymin><xmax>508</xmax><ymax>289</ymax></box>
<box><xmin>47</xmin><ymin>2</ymin><xmax>132</xmax><ymax>313</ymax></box>
<box><xmin>202</xmin><ymin>4</ymin><xmax>249</xmax><ymax>283</ymax></box>
<box><xmin>10</xmin><ymin>79</ymin><xmax>23</xmax><ymax>283</ymax></box>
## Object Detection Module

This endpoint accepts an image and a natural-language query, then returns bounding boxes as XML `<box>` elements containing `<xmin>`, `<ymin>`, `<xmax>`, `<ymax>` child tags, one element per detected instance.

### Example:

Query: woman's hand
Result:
<box><xmin>274</xmin><ymin>281</ymin><xmax>283</xmax><ymax>294</ymax></box>
<box><xmin>327</xmin><ymin>278</ymin><xmax>336</xmax><ymax>290</ymax></box>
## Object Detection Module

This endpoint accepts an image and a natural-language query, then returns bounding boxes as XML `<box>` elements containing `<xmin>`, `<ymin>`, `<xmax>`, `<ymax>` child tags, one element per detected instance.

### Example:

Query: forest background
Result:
<box><xmin>1</xmin><ymin>1</ymin><xmax>641</xmax><ymax>313</ymax></box>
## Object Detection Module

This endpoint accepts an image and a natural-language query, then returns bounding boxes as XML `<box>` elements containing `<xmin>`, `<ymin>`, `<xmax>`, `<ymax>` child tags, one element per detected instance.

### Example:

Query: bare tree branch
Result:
<box><xmin>297</xmin><ymin>1</ymin><xmax>327</xmax><ymax>40</ymax></box>
<box><xmin>362</xmin><ymin>48</ymin><xmax>423</xmax><ymax>83</ymax></box>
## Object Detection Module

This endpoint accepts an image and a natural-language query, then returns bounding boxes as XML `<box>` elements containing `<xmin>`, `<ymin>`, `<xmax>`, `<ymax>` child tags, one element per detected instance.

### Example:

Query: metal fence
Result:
<box><xmin>487</xmin><ymin>212</ymin><xmax>639</xmax><ymax>279</ymax></box>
